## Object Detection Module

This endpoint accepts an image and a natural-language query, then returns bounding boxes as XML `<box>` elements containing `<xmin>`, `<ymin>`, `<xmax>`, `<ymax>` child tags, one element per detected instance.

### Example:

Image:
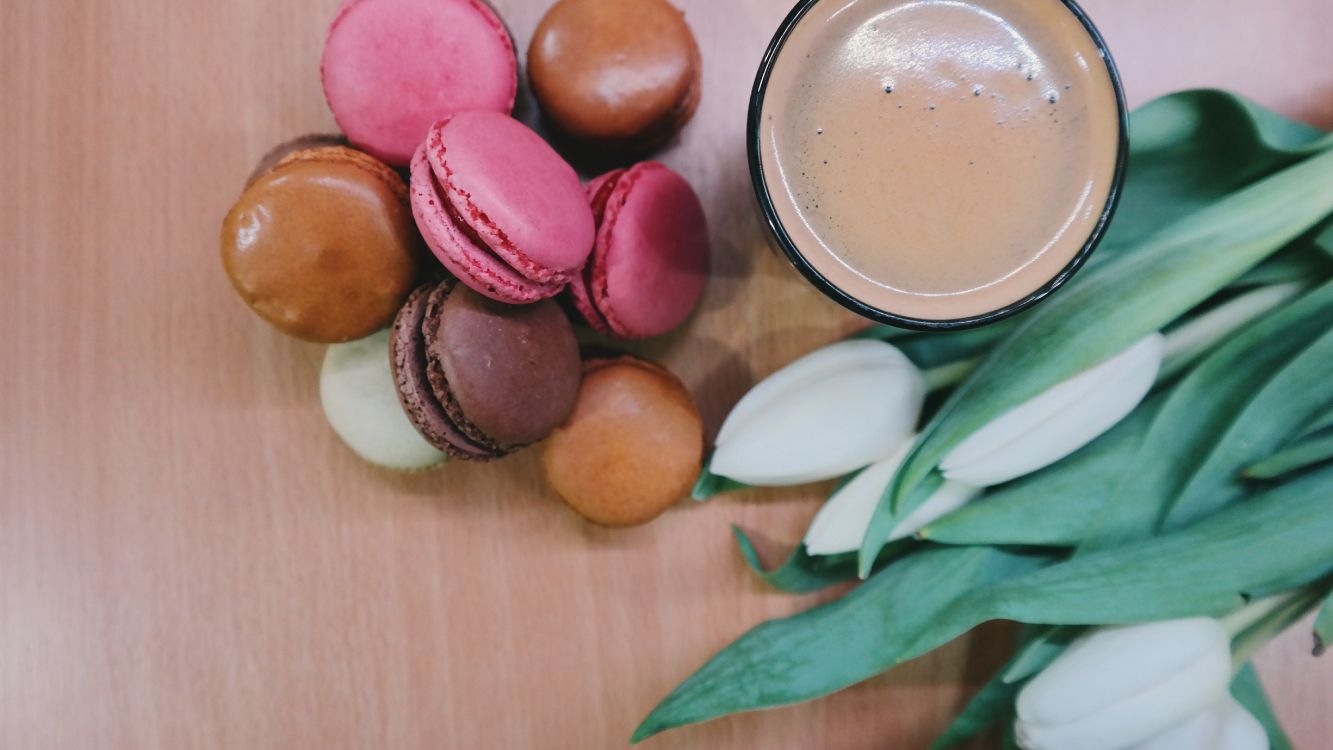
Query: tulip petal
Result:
<box><xmin>1015</xmin><ymin>618</ymin><xmax>1231</xmax><ymax>750</ymax></box>
<box><xmin>716</xmin><ymin>340</ymin><xmax>916</xmax><ymax>445</ymax></box>
<box><xmin>942</xmin><ymin>334</ymin><xmax>1163</xmax><ymax>486</ymax></box>
<box><xmin>804</xmin><ymin>448</ymin><xmax>907</xmax><ymax>556</ymax></box>
<box><xmin>711</xmin><ymin>341</ymin><xmax>925</xmax><ymax>486</ymax></box>
<box><xmin>803</xmin><ymin>441</ymin><xmax>981</xmax><ymax>556</ymax></box>
<box><xmin>1131</xmin><ymin>697</ymin><xmax>1267</xmax><ymax>750</ymax></box>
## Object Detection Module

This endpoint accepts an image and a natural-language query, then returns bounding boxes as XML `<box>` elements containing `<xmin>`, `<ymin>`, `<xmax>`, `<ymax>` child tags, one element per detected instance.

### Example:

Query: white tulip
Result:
<box><xmin>711</xmin><ymin>340</ymin><xmax>925</xmax><ymax>486</ymax></box>
<box><xmin>804</xmin><ymin>440</ymin><xmax>980</xmax><ymax>555</ymax></box>
<box><xmin>941</xmin><ymin>333</ymin><xmax>1164</xmax><ymax>486</ymax></box>
<box><xmin>1133</xmin><ymin>696</ymin><xmax>1267</xmax><ymax>750</ymax></box>
<box><xmin>1015</xmin><ymin>618</ymin><xmax>1232</xmax><ymax>750</ymax></box>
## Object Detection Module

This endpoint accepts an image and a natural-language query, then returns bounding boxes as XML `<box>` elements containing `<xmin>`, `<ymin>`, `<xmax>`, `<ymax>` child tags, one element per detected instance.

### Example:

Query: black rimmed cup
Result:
<box><xmin>747</xmin><ymin>0</ymin><xmax>1130</xmax><ymax>331</ymax></box>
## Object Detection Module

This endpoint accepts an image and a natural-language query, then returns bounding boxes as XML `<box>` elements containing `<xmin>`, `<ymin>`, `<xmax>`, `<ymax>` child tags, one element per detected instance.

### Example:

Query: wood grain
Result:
<box><xmin>2</xmin><ymin>0</ymin><xmax>1330</xmax><ymax>748</ymax></box>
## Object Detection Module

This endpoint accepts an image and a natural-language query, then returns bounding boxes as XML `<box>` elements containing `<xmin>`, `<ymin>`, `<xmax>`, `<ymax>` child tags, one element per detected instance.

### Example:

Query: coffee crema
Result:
<box><xmin>757</xmin><ymin>0</ymin><xmax>1122</xmax><ymax>322</ymax></box>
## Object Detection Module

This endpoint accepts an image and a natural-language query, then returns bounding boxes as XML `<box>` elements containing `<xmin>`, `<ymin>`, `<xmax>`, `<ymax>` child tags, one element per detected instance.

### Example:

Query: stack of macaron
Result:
<box><xmin>220</xmin><ymin>0</ymin><xmax>710</xmax><ymax>527</ymax></box>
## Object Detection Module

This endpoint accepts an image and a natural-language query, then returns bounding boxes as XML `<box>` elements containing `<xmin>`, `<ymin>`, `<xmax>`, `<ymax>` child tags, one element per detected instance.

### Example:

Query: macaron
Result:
<box><xmin>529</xmin><ymin>0</ymin><xmax>702</xmax><ymax>153</ymax></box>
<box><xmin>567</xmin><ymin>162</ymin><xmax>709</xmax><ymax>339</ymax></box>
<box><xmin>409</xmin><ymin>112</ymin><xmax>595</xmax><ymax>304</ymax></box>
<box><xmin>221</xmin><ymin>145</ymin><xmax>421</xmax><ymax>343</ymax></box>
<box><xmin>541</xmin><ymin>356</ymin><xmax>704</xmax><ymax>528</ymax></box>
<box><xmin>390</xmin><ymin>279</ymin><xmax>582</xmax><ymax>460</ymax></box>
<box><xmin>321</xmin><ymin>329</ymin><xmax>447</xmax><ymax>471</ymax></box>
<box><xmin>321</xmin><ymin>0</ymin><xmax>518</xmax><ymax>167</ymax></box>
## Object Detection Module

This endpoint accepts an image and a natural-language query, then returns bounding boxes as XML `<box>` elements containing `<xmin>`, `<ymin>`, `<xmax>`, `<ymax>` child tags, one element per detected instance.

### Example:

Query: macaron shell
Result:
<box><xmin>430</xmin><ymin>112</ymin><xmax>595</xmax><ymax>282</ymax></box>
<box><xmin>420</xmin><ymin>283</ymin><xmax>508</xmax><ymax>453</ymax></box>
<box><xmin>389</xmin><ymin>284</ymin><xmax>503</xmax><ymax>460</ymax></box>
<box><xmin>321</xmin><ymin>0</ymin><xmax>517</xmax><ymax>167</ymax></box>
<box><xmin>409</xmin><ymin>143</ymin><xmax>561</xmax><ymax>304</ymax></box>
<box><xmin>321</xmin><ymin>329</ymin><xmax>447</xmax><ymax>471</ymax></box>
<box><xmin>432</xmin><ymin>286</ymin><xmax>581</xmax><ymax>448</ymax></box>
<box><xmin>221</xmin><ymin>146</ymin><xmax>421</xmax><ymax>343</ymax></box>
<box><xmin>541</xmin><ymin>357</ymin><xmax>704</xmax><ymax>528</ymax></box>
<box><xmin>528</xmin><ymin>0</ymin><xmax>702</xmax><ymax>152</ymax></box>
<box><xmin>589</xmin><ymin>162</ymin><xmax>709</xmax><ymax>338</ymax></box>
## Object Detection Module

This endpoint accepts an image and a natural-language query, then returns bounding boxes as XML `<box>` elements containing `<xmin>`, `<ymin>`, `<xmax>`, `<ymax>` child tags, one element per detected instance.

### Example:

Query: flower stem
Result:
<box><xmin>923</xmin><ymin>357</ymin><xmax>981</xmax><ymax>393</ymax></box>
<box><xmin>1226</xmin><ymin>582</ymin><xmax>1333</xmax><ymax>668</ymax></box>
<box><xmin>1160</xmin><ymin>281</ymin><xmax>1308</xmax><ymax>379</ymax></box>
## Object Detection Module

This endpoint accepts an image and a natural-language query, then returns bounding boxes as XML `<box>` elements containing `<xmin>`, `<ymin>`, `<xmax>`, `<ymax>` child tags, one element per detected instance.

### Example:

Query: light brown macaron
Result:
<box><xmin>541</xmin><ymin>356</ymin><xmax>704</xmax><ymax>528</ymax></box>
<box><xmin>528</xmin><ymin>0</ymin><xmax>701</xmax><ymax>153</ymax></box>
<box><xmin>221</xmin><ymin>145</ymin><xmax>421</xmax><ymax>343</ymax></box>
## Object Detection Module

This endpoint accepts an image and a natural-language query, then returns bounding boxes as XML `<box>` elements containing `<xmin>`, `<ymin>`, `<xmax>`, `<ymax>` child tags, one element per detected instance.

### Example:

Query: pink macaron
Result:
<box><xmin>568</xmin><ymin>163</ymin><xmax>709</xmax><ymax>339</ymax></box>
<box><xmin>321</xmin><ymin>0</ymin><xmax>518</xmax><ymax>167</ymax></box>
<box><xmin>410</xmin><ymin>112</ymin><xmax>596</xmax><ymax>304</ymax></box>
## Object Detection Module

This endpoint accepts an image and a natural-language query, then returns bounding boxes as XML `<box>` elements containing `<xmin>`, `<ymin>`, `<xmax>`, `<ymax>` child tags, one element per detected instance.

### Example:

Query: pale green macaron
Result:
<box><xmin>320</xmin><ymin>329</ymin><xmax>447</xmax><ymax>471</ymax></box>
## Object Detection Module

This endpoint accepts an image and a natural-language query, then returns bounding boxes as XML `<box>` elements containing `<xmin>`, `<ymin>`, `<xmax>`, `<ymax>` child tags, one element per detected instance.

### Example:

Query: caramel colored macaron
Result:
<box><xmin>221</xmin><ymin>146</ymin><xmax>421</xmax><ymax>343</ymax></box>
<box><xmin>542</xmin><ymin>356</ymin><xmax>704</xmax><ymax>528</ymax></box>
<box><xmin>528</xmin><ymin>0</ymin><xmax>701</xmax><ymax>153</ymax></box>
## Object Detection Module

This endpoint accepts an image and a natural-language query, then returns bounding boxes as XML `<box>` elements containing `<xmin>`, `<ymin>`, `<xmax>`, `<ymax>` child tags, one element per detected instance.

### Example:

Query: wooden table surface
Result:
<box><xmin>3</xmin><ymin>1</ymin><xmax>1331</xmax><ymax>748</ymax></box>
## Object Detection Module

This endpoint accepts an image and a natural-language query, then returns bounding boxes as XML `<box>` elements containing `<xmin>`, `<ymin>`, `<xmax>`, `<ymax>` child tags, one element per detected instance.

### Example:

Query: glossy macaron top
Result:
<box><xmin>390</xmin><ymin>280</ymin><xmax>581</xmax><ymax>459</ymax></box>
<box><xmin>221</xmin><ymin>146</ymin><xmax>420</xmax><ymax>343</ymax></box>
<box><xmin>568</xmin><ymin>162</ymin><xmax>709</xmax><ymax>339</ymax></box>
<box><xmin>541</xmin><ymin>356</ymin><xmax>704</xmax><ymax>528</ymax></box>
<box><xmin>529</xmin><ymin>0</ymin><xmax>701</xmax><ymax>152</ymax></box>
<box><xmin>410</xmin><ymin>112</ymin><xmax>595</xmax><ymax>303</ymax></box>
<box><xmin>321</xmin><ymin>0</ymin><xmax>518</xmax><ymax>167</ymax></box>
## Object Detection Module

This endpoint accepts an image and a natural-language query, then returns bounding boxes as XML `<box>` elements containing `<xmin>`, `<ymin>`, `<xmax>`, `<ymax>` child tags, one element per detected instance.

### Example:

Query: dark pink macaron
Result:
<box><xmin>568</xmin><ymin>162</ymin><xmax>709</xmax><ymax>339</ymax></box>
<box><xmin>321</xmin><ymin>0</ymin><xmax>518</xmax><ymax>167</ymax></box>
<box><xmin>410</xmin><ymin>112</ymin><xmax>596</xmax><ymax>304</ymax></box>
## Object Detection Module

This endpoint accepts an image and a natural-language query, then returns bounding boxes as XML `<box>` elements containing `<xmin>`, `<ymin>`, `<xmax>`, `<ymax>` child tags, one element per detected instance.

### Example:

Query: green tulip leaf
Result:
<box><xmin>731</xmin><ymin>527</ymin><xmax>915</xmax><ymax>594</ymax></box>
<box><xmin>896</xmin><ymin>466</ymin><xmax>1333</xmax><ymax>664</ymax></box>
<box><xmin>631</xmin><ymin>545</ymin><xmax>1053</xmax><ymax>743</ymax></box>
<box><xmin>1165</xmin><ymin>322</ymin><xmax>1333</xmax><ymax>528</ymax></box>
<box><xmin>1074</xmin><ymin>280</ymin><xmax>1333</xmax><ymax>550</ymax></box>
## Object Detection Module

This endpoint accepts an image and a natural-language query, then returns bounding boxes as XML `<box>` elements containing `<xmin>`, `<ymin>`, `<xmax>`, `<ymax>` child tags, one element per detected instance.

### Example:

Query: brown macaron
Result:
<box><xmin>541</xmin><ymin>356</ymin><xmax>704</xmax><ymax>528</ymax></box>
<box><xmin>390</xmin><ymin>279</ymin><xmax>582</xmax><ymax>460</ymax></box>
<box><xmin>528</xmin><ymin>0</ymin><xmax>701</xmax><ymax>153</ymax></box>
<box><xmin>221</xmin><ymin>145</ymin><xmax>421</xmax><ymax>343</ymax></box>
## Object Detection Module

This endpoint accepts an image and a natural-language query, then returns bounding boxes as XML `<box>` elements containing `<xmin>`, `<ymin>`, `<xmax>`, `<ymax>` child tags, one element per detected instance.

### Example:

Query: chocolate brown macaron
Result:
<box><xmin>221</xmin><ymin>145</ymin><xmax>421</xmax><ymax>343</ymax></box>
<box><xmin>542</xmin><ymin>356</ymin><xmax>704</xmax><ymax>528</ymax></box>
<box><xmin>528</xmin><ymin>0</ymin><xmax>702</xmax><ymax>153</ymax></box>
<box><xmin>391</xmin><ymin>279</ymin><xmax>582</xmax><ymax>460</ymax></box>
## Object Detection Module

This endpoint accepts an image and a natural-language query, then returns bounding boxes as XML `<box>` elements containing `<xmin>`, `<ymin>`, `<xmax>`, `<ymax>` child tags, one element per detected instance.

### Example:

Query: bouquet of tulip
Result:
<box><xmin>633</xmin><ymin>90</ymin><xmax>1333</xmax><ymax>749</ymax></box>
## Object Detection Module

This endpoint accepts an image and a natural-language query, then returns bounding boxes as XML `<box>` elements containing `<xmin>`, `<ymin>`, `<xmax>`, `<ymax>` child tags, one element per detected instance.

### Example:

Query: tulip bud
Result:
<box><xmin>1133</xmin><ymin>696</ymin><xmax>1266</xmax><ymax>750</ymax></box>
<box><xmin>1015</xmin><ymin>618</ymin><xmax>1232</xmax><ymax>750</ymax></box>
<box><xmin>711</xmin><ymin>340</ymin><xmax>925</xmax><ymax>486</ymax></box>
<box><xmin>804</xmin><ymin>440</ymin><xmax>980</xmax><ymax>555</ymax></box>
<box><xmin>942</xmin><ymin>334</ymin><xmax>1164</xmax><ymax>487</ymax></box>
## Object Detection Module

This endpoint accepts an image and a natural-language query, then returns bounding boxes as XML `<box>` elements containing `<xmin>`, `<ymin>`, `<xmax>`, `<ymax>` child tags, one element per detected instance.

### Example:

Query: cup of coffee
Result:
<box><xmin>749</xmin><ymin>0</ymin><xmax>1128</xmax><ymax>329</ymax></box>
